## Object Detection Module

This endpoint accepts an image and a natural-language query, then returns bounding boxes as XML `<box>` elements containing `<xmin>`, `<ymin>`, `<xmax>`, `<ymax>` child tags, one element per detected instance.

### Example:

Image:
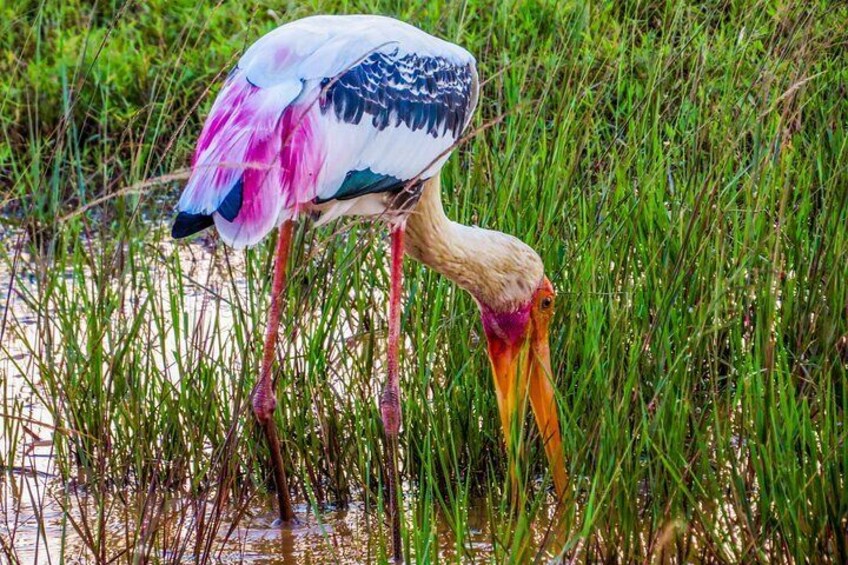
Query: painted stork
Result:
<box><xmin>171</xmin><ymin>14</ymin><xmax>566</xmax><ymax>560</ymax></box>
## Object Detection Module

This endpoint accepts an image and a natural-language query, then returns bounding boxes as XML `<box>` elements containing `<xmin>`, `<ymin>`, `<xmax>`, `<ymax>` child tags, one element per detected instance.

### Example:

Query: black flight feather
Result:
<box><xmin>172</xmin><ymin>212</ymin><xmax>214</xmax><ymax>239</ymax></box>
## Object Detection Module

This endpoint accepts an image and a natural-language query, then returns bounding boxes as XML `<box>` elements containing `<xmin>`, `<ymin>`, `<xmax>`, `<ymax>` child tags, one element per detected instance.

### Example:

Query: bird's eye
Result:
<box><xmin>540</xmin><ymin>296</ymin><xmax>553</xmax><ymax>310</ymax></box>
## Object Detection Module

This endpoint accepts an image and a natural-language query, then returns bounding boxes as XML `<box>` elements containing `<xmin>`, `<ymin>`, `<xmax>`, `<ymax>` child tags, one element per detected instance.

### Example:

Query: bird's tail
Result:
<box><xmin>173</xmin><ymin>72</ymin><xmax>317</xmax><ymax>248</ymax></box>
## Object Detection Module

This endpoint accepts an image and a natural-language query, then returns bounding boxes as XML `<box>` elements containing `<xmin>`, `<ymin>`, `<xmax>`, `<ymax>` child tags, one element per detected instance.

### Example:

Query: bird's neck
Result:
<box><xmin>404</xmin><ymin>176</ymin><xmax>543</xmax><ymax>313</ymax></box>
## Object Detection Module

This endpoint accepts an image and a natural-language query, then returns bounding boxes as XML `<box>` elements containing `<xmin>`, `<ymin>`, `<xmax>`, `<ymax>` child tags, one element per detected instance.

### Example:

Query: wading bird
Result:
<box><xmin>172</xmin><ymin>14</ymin><xmax>566</xmax><ymax>561</ymax></box>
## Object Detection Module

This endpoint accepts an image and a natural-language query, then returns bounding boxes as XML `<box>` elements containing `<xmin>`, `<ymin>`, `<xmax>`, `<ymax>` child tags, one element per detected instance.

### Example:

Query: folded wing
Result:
<box><xmin>173</xmin><ymin>15</ymin><xmax>478</xmax><ymax>248</ymax></box>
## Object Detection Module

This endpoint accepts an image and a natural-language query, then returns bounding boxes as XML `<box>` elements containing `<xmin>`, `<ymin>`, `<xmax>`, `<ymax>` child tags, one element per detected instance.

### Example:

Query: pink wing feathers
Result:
<box><xmin>174</xmin><ymin>73</ymin><xmax>324</xmax><ymax>248</ymax></box>
<box><xmin>172</xmin><ymin>18</ymin><xmax>337</xmax><ymax>248</ymax></box>
<box><xmin>172</xmin><ymin>15</ymin><xmax>477</xmax><ymax>248</ymax></box>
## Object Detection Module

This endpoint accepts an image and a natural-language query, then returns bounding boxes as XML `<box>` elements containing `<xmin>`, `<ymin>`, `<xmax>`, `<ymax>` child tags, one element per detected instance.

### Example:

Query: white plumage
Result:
<box><xmin>173</xmin><ymin>14</ymin><xmax>479</xmax><ymax>248</ymax></box>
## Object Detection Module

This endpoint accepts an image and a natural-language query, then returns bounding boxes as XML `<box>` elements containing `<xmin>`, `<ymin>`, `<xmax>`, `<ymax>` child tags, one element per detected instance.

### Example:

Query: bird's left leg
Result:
<box><xmin>380</xmin><ymin>224</ymin><xmax>405</xmax><ymax>562</ymax></box>
<box><xmin>252</xmin><ymin>220</ymin><xmax>296</xmax><ymax>523</ymax></box>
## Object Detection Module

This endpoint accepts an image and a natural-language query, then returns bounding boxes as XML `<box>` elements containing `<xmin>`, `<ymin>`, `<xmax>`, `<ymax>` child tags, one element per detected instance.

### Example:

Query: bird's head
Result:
<box><xmin>464</xmin><ymin>233</ymin><xmax>552</xmax><ymax>397</ymax></box>
<box><xmin>480</xmin><ymin>275</ymin><xmax>554</xmax><ymax>392</ymax></box>
<box><xmin>471</xmin><ymin>239</ymin><xmax>565</xmax><ymax>494</ymax></box>
<box><xmin>479</xmin><ymin>273</ymin><xmax>555</xmax><ymax>436</ymax></box>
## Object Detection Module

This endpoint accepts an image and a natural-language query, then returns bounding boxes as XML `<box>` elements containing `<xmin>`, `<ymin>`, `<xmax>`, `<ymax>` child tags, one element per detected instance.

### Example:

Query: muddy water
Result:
<box><xmin>0</xmin><ymin>226</ymin><xmax>532</xmax><ymax>563</ymax></box>
<box><xmin>2</xmin><ymin>468</ymin><xmax>501</xmax><ymax>563</ymax></box>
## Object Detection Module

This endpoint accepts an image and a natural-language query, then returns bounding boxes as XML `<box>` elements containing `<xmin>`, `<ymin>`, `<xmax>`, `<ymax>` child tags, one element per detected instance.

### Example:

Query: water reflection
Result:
<box><xmin>1</xmin><ymin>467</ymin><xmax>515</xmax><ymax>563</ymax></box>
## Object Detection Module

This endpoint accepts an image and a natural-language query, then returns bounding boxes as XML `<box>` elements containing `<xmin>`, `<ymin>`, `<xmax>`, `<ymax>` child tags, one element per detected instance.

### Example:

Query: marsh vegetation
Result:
<box><xmin>1</xmin><ymin>0</ymin><xmax>847</xmax><ymax>562</ymax></box>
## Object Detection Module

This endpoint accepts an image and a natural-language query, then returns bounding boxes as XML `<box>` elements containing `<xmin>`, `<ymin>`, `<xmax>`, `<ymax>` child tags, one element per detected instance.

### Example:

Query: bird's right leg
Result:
<box><xmin>252</xmin><ymin>219</ymin><xmax>296</xmax><ymax>523</ymax></box>
<box><xmin>380</xmin><ymin>225</ymin><xmax>405</xmax><ymax>562</ymax></box>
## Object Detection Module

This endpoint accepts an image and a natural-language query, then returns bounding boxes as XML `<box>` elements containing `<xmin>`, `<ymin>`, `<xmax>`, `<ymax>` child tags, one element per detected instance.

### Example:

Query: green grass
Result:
<box><xmin>1</xmin><ymin>0</ymin><xmax>847</xmax><ymax>562</ymax></box>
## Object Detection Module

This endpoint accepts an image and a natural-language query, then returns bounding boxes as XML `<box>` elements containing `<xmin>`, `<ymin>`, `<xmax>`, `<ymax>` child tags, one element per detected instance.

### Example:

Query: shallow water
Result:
<box><xmin>2</xmin><ymin>463</ymin><xmax>513</xmax><ymax>563</ymax></box>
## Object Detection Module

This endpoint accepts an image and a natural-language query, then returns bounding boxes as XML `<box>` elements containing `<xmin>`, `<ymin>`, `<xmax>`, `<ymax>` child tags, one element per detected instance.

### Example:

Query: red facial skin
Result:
<box><xmin>481</xmin><ymin>302</ymin><xmax>533</xmax><ymax>347</ymax></box>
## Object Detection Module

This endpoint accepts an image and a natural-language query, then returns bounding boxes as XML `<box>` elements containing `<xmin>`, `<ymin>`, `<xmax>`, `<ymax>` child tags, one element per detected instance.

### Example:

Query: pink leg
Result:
<box><xmin>252</xmin><ymin>220</ymin><xmax>296</xmax><ymax>523</ymax></box>
<box><xmin>380</xmin><ymin>225</ymin><xmax>405</xmax><ymax>562</ymax></box>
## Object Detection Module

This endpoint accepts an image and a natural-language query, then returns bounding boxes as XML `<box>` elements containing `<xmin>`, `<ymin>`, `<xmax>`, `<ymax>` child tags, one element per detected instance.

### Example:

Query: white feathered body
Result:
<box><xmin>173</xmin><ymin>15</ymin><xmax>478</xmax><ymax>248</ymax></box>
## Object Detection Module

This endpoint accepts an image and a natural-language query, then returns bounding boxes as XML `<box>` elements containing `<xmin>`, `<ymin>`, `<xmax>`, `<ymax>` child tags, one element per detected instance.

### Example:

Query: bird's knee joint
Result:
<box><xmin>380</xmin><ymin>389</ymin><xmax>402</xmax><ymax>437</ymax></box>
<box><xmin>252</xmin><ymin>389</ymin><xmax>277</xmax><ymax>423</ymax></box>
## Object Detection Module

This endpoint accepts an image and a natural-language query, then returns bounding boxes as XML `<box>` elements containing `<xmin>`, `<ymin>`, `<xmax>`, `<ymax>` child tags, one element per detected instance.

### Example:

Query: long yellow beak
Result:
<box><xmin>488</xmin><ymin>326</ymin><xmax>567</xmax><ymax>499</ymax></box>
